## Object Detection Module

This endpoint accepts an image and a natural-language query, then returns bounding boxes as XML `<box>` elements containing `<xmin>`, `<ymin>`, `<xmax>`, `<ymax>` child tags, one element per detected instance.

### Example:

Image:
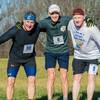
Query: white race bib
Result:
<box><xmin>53</xmin><ymin>36</ymin><xmax>64</xmax><ymax>45</ymax></box>
<box><xmin>88</xmin><ymin>64</ymin><xmax>98</xmax><ymax>75</ymax></box>
<box><xmin>23</xmin><ymin>44</ymin><xmax>34</xmax><ymax>54</ymax></box>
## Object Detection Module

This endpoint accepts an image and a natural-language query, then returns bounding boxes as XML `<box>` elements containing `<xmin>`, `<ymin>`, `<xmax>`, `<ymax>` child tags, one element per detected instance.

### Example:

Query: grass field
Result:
<box><xmin>0</xmin><ymin>57</ymin><xmax>100</xmax><ymax>100</ymax></box>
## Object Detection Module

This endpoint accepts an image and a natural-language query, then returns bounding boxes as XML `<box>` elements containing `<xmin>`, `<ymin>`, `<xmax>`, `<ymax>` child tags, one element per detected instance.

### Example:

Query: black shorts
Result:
<box><xmin>72</xmin><ymin>58</ymin><xmax>98</xmax><ymax>75</ymax></box>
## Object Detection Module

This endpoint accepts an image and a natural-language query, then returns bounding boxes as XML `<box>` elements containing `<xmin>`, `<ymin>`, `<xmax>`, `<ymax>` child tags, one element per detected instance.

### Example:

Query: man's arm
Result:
<box><xmin>38</xmin><ymin>19</ymin><xmax>47</xmax><ymax>32</ymax></box>
<box><xmin>91</xmin><ymin>26</ymin><xmax>100</xmax><ymax>46</ymax></box>
<box><xmin>0</xmin><ymin>26</ymin><xmax>17</xmax><ymax>44</ymax></box>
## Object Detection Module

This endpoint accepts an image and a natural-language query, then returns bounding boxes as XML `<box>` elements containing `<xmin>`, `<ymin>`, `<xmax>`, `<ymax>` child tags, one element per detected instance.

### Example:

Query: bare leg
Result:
<box><xmin>60</xmin><ymin>68</ymin><xmax>68</xmax><ymax>100</ymax></box>
<box><xmin>87</xmin><ymin>74</ymin><xmax>95</xmax><ymax>100</ymax></box>
<box><xmin>72</xmin><ymin>74</ymin><xmax>82</xmax><ymax>100</ymax></box>
<box><xmin>28</xmin><ymin>76</ymin><xmax>36</xmax><ymax>100</ymax></box>
<box><xmin>6</xmin><ymin>77</ymin><xmax>16</xmax><ymax>100</ymax></box>
<box><xmin>47</xmin><ymin>68</ymin><xmax>55</xmax><ymax>100</ymax></box>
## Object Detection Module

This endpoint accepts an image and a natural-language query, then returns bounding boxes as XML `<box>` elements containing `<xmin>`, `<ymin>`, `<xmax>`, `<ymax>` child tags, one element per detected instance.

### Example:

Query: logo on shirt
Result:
<box><xmin>74</xmin><ymin>31</ymin><xmax>85</xmax><ymax>49</ymax></box>
<box><xmin>60</xmin><ymin>26</ymin><xmax>66</xmax><ymax>32</ymax></box>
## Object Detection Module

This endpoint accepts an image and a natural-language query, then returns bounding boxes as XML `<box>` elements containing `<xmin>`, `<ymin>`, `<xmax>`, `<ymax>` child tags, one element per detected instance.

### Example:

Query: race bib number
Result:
<box><xmin>23</xmin><ymin>44</ymin><xmax>34</xmax><ymax>53</ymax></box>
<box><xmin>53</xmin><ymin>36</ymin><xmax>64</xmax><ymax>45</ymax></box>
<box><xmin>88</xmin><ymin>64</ymin><xmax>98</xmax><ymax>75</ymax></box>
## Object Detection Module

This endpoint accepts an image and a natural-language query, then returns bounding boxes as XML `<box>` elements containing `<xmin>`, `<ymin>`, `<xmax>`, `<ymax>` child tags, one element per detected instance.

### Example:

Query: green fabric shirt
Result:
<box><xmin>38</xmin><ymin>16</ymin><xmax>71</xmax><ymax>53</ymax></box>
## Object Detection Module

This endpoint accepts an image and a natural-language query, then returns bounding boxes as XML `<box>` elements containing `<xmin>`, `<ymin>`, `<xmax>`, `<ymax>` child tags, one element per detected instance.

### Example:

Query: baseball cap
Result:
<box><xmin>48</xmin><ymin>4</ymin><xmax>60</xmax><ymax>13</ymax></box>
<box><xmin>73</xmin><ymin>8</ymin><xmax>84</xmax><ymax>16</ymax></box>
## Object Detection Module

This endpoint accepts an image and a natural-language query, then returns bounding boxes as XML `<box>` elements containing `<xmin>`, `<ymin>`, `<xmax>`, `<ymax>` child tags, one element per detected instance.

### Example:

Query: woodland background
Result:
<box><xmin>0</xmin><ymin>0</ymin><xmax>100</xmax><ymax>57</ymax></box>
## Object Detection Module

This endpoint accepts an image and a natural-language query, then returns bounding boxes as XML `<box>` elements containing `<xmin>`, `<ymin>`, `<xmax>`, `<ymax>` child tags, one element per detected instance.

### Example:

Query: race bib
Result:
<box><xmin>53</xmin><ymin>36</ymin><xmax>64</xmax><ymax>45</ymax></box>
<box><xmin>23</xmin><ymin>44</ymin><xmax>34</xmax><ymax>53</ymax></box>
<box><xmin>88</xmin><ymin>64</ymin><xmax>98</xmax><ymax>75</ymax></box>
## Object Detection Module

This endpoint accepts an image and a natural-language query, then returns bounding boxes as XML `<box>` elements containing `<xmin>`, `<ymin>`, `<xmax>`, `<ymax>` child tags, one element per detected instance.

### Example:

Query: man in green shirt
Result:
<box><xmin>38</xmin><ymin>4</ymin><xmax>71</xmax><ymax>100</ymax></box>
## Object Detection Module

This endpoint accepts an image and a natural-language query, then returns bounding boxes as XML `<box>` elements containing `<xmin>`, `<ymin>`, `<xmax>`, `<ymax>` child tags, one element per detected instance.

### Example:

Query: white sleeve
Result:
<box><xmin>91</xmin><ymin>25</ymin><xmax>100</xmax><ymax>47</ymax></box>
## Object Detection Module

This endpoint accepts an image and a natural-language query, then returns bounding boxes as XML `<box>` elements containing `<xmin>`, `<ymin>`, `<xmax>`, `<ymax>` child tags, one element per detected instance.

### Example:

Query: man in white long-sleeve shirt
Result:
<box><xmin>68</xmin><ymin>8</ymin><xmax>100</xmax><ymax>100</ymax></box>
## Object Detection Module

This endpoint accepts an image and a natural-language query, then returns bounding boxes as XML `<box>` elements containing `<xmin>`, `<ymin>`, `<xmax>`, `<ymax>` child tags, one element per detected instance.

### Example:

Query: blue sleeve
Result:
<box><xmin>0</xmin><ymin>26</ymin><xmax>17</xmax><ymax>44</ymax></box>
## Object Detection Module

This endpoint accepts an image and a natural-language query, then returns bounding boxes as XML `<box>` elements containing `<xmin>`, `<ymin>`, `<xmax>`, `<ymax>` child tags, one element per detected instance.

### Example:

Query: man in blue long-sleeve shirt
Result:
<box><xmin>0</xmin><ymin>11</ymin><xmax>39</xmax><ymax>100</ymax></box>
